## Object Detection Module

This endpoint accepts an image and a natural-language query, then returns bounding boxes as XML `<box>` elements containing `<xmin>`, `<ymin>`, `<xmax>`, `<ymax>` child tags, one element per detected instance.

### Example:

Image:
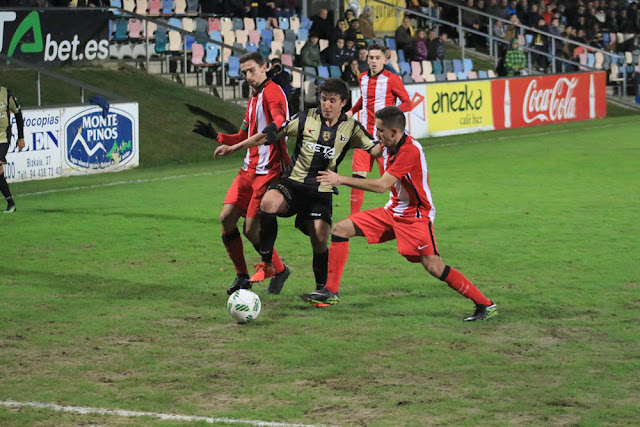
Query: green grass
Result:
<box><xmin>1</xmin><ymin>105</ymin><xmax>639</xmax><ymax>425</ymax></box>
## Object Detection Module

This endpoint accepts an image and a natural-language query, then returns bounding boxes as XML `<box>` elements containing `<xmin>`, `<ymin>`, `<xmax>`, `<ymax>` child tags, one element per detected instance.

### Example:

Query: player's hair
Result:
<box><xmin>318</xmin><ymin>78</ymin><xmax>349</xmax><ymax>101</ymax></box>
<box><xmin>375</xmin><ymin>106</ymin><xmax>406</xmax><ymax>131</ymax></box>
<box><xmin>367</xmin><ymin>43</ymin><xmax>387</xmax><ymax>53</ymax></box>
<box><xmin>239</xmin><ymin>51</ymin><xmax>266</xmax><ymax>67</ymax></box>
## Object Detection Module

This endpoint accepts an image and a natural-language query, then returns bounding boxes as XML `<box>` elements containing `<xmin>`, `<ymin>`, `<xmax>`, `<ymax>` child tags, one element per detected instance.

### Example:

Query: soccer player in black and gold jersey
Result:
<box><xmin>215</xmin><ymin>78</ymin><xmax>382</xmax><ymax>292</ymax></box>
<box><xmin>0</xmin><ymin>85</ymin><xmax>25</xmax><ymax>213</ymax></box>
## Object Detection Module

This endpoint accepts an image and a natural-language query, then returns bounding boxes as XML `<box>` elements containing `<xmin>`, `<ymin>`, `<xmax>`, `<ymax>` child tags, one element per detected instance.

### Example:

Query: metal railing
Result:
<box><xmin>371</xmin><ymin>0</ymin><xmax>629</xmax><ymax>95</ymax></box>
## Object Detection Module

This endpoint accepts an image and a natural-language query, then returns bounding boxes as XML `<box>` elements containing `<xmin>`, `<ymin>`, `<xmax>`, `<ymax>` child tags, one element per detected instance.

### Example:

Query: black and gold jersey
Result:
<box><xmin>0</xmin><ymin>86</ymin><xmax>22</xmax><ymax>144</ymax></box>
<box><xmin>276</xmin><ymin>108</ymin><xmax>377</xmax><ymax>192</ymax></box>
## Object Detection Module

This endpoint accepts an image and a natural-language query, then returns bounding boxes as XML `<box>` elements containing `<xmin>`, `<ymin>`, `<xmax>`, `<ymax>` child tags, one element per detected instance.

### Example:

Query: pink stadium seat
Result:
<box><xmin>128</xmin><ymin>18</ymin><xmax>143</xmax><ymax>38</ymax></box>
<box><xmin>148</xmin><ymin>0</ymin><xmax>161</xmax><ymax>15</ymax></box>
<box><xmin>248</xmin><ymin>30</ymin><xmax>260</xmax><ymax>44</ymax></box>
<box><xmin>208</xmin><ymin>17</ymin><xmax>219</xmax><ymax>32</ymax></box>
<box><xmin>411</xmin><ymin>61</ymin><xmax>424</xmax><ymax>83</ymax></box>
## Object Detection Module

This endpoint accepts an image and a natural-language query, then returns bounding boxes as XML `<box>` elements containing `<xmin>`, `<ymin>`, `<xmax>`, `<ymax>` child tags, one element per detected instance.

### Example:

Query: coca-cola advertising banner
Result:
<box><xmin>491</xmin><ymin>72</ymin><xmax>607</xmax><ymax>130</ymax></box>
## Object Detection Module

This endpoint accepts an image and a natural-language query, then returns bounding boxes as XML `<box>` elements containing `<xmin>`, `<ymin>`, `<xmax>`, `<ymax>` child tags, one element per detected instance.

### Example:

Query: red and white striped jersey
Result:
<box><xmin>383</xmin><ymin>134</ymin><xmax>436</xmax><ymax>221</ymax></box>
<box><xmin>218</xmin><ymin>79</ymin><xmax>289</xmax><ymax>175</ymax></box>
<box><xmin>350</xmin><ymin>69</ymin><xmax>412</xmax><ymax>136</ymax></box>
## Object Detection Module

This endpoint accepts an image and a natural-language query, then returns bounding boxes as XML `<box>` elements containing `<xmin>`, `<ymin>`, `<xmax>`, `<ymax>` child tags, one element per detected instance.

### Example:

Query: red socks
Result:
<box><xmin>271</xmin><ymin>248</ymin><xmax>285</xmax><ymax>274</ymax></box>
<box><xmin>222</xmin><ymin>229</ymin><xmax>247</xmax><ymax>275</ymax></box>
<box><xmin>325</xmin><ymin>238</ymin><xmax>350</xmax><ymax>293</ymax></box>
<box><xmin>442</xmin><ymin>267</ymin><xmax>492</xmax><ymax>306</ymax></box>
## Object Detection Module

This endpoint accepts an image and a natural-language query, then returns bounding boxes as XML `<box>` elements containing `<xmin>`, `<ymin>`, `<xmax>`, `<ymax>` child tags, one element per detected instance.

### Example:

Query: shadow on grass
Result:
<box><xmin>185</xmin><ymin>104</ymin><xmax>238</xmax><ymax>134</ymax></box>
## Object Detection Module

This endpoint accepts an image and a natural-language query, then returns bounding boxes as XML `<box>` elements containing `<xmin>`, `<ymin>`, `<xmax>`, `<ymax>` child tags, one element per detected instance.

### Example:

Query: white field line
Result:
<box><xmin>0</xmin><ymin>400</ymin><xmax>329</xmax><ymax>427</ymax></box>
<box><xmin>18</xmin><ymin>169</ymin><xmax>238</xmax><ymax>198</ymax></box>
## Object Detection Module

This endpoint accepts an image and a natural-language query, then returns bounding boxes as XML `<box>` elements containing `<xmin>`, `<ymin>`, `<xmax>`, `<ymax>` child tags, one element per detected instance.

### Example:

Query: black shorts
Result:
<box><xmin>269</xmin><ymin>178</ymin><xmax>332</xmax><ymax>234</ymax></box>
<box><xmin>0</xmin><ymin>143</ymin><xmax>8</xmax><ymax>165</ymax></box>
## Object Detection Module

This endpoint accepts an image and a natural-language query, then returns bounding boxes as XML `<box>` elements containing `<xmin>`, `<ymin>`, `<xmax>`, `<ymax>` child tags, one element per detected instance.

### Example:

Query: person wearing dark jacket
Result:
<box><xmin>395</xmin><ymin>17</ymin><xmax>415</xmax><ymax>60</ymax></box>
<box><xmin>322</xmin><ymin>37</ymin><xmax>349</xmax><ymax>66</ymax></box>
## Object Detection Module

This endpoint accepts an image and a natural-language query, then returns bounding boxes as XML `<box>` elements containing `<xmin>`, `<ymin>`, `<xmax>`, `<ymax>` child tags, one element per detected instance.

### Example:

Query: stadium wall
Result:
<box><xmin>350</xmin><ymin>71</ymin><xmax>607</xmax><ymax>138</ymax></box>
<box><xmin>6</xmin><ymin>103</ymin><xmax>139</xmax><ymax>183</ymax></box>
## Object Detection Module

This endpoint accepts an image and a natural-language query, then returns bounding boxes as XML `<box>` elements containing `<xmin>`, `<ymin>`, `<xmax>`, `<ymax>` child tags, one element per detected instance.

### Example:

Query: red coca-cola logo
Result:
<box><xmin>523</xmin><ymin>78</ymin><xmax>578</xmax><ymax>123</ymax></box>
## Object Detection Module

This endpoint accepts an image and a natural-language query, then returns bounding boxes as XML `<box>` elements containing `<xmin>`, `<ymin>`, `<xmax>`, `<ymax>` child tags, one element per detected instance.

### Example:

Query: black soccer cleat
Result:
<box><xmin>463</xmin><ymin>301</ymin><xmax>498</xmax><ymax>321</ymax></box>
<box><xmin>300</xmin><ymin>286</ymin><xmax>340</xmax><ymax>305</ymax></box>
<box><xmin>4</xmin><ymin>203</ymin><xmax>16</xmax><ymax>213</ymax></box>
<box><xmin>266</xmin><ymin>264</ymin><xmax>290</xmax><ymax>294</ymax></box>
<box><xmin>226</xmin><ymin>274</ymin><xmax>251</xmax><ymax>295</ymax></box>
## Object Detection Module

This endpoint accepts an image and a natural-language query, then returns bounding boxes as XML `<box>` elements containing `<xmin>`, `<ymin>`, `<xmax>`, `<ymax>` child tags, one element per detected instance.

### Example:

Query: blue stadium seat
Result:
<box><xmin>587</xmin><ymin>53</ymin><xmax>595</xmax><ymax>68</ymax></box>
<box><xmin>155</xmin><ymin>31</ymin><xmax>168</xmax><ymax>53</ymax></box>
<box><xmin>300</xmin><ymin>17</ymin><xmax>311</xmax><ymax>30</ymax></box>
<box><xmin>227</xmin><ymin>56</ymin><xmax>241</xmax><ymax>79</ymax></box>
<box><xmin>114</xmin><ymin>19</ymin><xmax>128</xmax><ymax>41</ymax></box>
<box><xmin>463</xmin><ymin>58</ymin><xmax>473</xmax><ymax>72</ymax></box>
<box><xmin>284</xmin><ymin>29</ymin><xmax>296</xmax><ymax>42</ymax></box>
<box><xmin>399</xmin><ymin>61</ymin><xmax>411</xmax><ymax>76</ymax></box>
<box><xmin>205</xmin><ymin>42</ymin><xmax>219</xmax><ymax>63</ymax></box>
<box><xmin>453</xmin><ymin>59</ymin><xmax>463</xmax><ymax>73</ymax></box>
<box><xmin>256</xmin><ymin>17</ymin><xmax>267</xmax><ymax>31</ymax></box>
<box><xmin>432</xmin><ymin>60</ymin><xmax>443</xmax><ymax>74</ymax></box>
<box><xmin>209</xmin><ymin>30</ymin><xmax>222</xmax><ymax>42</ymax></box>
<box><xmin>168</xmin><ymin>17</ymin><xmax>182</xmax><ymax>29</ymax></box>
<box><xmin>317</xmin><ymin>65</ymin><xmax>330</xmax><ymax>79</ymax></box>
<box><xmin>232</xmin><ymin>17</ymin><xmax>243</xmax><ymax>31</ymax></box>
<box><xmin>329</xmin><ymin>65</ymin><xmax>341</xmax><ymax>78</ymax></box>
<box><xmin>186</xmin><ymin>0</ymin><xmax>198</xmax><ymax>14</ymax></box>
<box><xmin>246</xmin><ymin>42</ymin><xmax>258</xmax><ymax>52</ymax></box>
<box><xmin>385</xmin><ymin>37</ymin><xmax>396</xmax><ymax>51</ymax></box>
<box><xmin>161</xmin><ymin>0</ymin><xmax>173</xmax><ymax>15</ymax></box>
<box><xmin>525</xmin><ymin>34</ymin><xmax>533</xmax><ymax>46</ymax></box>
<box><xmin>258</xmin><ymin>41</ymin><xmax>270</xmax><ymax>59</ymax></box>
<box><xmin>456</xmin><ymin>71</ymin><xmax>468</xmax><ymax>80</ymax></box>
<box><xmin>478</xmin><ymin>69</ymin><xmax>488</xmax><ymax>79</ymax></box>
<box><xmin>443</xmin><ymin>60</ymin><xmax>454</xmax><ymax>73</ymax></box>
<box><xmin>304</xmin><ymin>66</ymin><xmax>317</xmax><ymax>81</ymax></box>
<box><xmin>397</xmin><ymin>49</ymin><xmax>405</xmax><ymax>63</ymax></box>
<box><xmin>602</xmin><ymin>33</ymin><xmax>610</xmax><ymax>44</ymax></box>
<box><xmin>278</xmin><ymin>17</ymin><xmax>289</xmax><ymax>30</ymax></box>
<box><xmin>261</xmin><ymin>29</ymin><xmax>273</xmax><ymax>45</ymax></box>
<box><xmin>297</xmin><ymin>28</ymin><xmax>308</xmax><ymax>42</ymax></box>
<box><xmin>185</xmin><ymin>35</ymin><xmax>195</xmax><ymax>51</ymax></box>
<box><xmin>283</xmin><ymin>40</ymin><xmax>295</xmax><ymax>56</ymax></box>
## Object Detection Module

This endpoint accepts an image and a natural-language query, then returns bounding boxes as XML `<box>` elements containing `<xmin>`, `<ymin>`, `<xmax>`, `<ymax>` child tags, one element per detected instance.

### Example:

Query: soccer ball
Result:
<box><xmin>227</xmin><ymin>289</ymin><xmax>261</xmax><ymax>324</ymax></box>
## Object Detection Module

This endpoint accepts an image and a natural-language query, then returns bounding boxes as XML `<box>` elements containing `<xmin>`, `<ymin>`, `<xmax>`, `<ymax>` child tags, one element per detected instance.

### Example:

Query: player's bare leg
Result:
<box><xmin>420</xmin><ymin>255</ymin><xmax>497</xmax><ymax>321</ymax></box>
<box><xmin>350</xmin><ymin>170</ymin><xmax>367</xmax><ymax>214</ymax></box>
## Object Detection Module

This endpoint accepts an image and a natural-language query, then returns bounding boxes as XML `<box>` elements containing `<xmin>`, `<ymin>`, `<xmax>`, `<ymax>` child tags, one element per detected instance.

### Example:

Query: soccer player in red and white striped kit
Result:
<box><xmin>192</xmin><ymin>52</ymin><xmax>290</xmax><ymax>295</ymax></box>
<box><xmin>307</xmin><ymin>106</ymin><xmax>497</xmax><ymax>321</ymax></box>
<box><xmin>346</xmin><ymin>43</ymin><xmax>413</xmax><ymax>214</ymax></box>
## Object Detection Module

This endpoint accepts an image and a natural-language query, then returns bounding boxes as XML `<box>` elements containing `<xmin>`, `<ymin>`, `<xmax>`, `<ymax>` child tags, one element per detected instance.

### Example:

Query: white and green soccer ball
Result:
<box><xmin>227</xmin><ymin>289</ymin><xmax>261</xmax><ymax>324</ymax></box>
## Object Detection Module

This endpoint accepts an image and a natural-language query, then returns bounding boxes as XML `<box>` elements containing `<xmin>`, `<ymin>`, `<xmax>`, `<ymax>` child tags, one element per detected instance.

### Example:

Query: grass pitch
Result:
<box><xmin>1</xmin><ymin>112</ymin><xmax>639</xmax><ymax>425</ymax></box>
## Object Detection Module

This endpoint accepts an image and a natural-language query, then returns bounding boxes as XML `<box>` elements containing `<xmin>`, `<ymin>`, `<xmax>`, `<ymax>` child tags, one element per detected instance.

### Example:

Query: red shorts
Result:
<box><xmin>350</xmin><ymin>207</ymin><xmax>439</xmax><ymax>263</ymax></box>
<box><xmin>224</xmin><ymin>169</ymin><xmax>280</xmax><ymax>219</ymax></box>
<box><xmin>352</xmin><ymin>148</ymin><xmax>384</xmax><ymax>175</ymax></box>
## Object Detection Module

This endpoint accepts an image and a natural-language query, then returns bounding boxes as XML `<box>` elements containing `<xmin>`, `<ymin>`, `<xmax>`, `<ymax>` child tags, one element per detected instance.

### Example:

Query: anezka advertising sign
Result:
<box><xmin>491</xmin><ymin>72</ymin><xmax>606</xmax><ymax>130</ymax></box>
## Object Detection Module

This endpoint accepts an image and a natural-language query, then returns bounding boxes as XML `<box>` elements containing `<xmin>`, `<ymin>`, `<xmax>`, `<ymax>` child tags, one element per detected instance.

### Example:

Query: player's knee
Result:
<box><xmin>331</xmin><ymin>220</ymin><xmax>352</xmax><ymax>238</ymax></box>
<box><xmin>218</xmin><ymin>211</ymin><xmax>236</xmax><ymax>229</ymax></box>
<box><xmin>421</xmin><ymin>255</ymin><xmax>445</xmax><ymax>277</ymax></box>
<box><xmin>259</xmin><ymin>192</ymin><xmax>280</xmax><ymax>213</ymax></box>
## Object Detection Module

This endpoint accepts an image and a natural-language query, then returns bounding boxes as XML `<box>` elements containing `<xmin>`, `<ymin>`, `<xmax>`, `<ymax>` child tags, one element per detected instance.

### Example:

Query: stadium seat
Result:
<box><xmin>208</xmin><ymin>17</ymin><xmax>220</xmax><ymax>32</ymax></box>
<box><xmin>182</xmin><ymin>17</ymin><xmax>195</xmax><ymax>32</ymax></box>
<box><xmin>278</xmin><ymin>17</ymin><xmax>290</xmax><ymax>30</ymax></box>
<box><xmin>128</xmin><ymin>18</ymin><xmax>142</xmax><ymax>38</ymax></box>
<box><xmin>148</xmin><ymin>0</ymin><xmax>161</xmax><ymax>14</ymax></box>
<box><xmin>244</xmin><ymin>18</ymin><xmax>255</xmax><ymax>31</ymax></box>
<box><xmin>191</xmin><ymin>43</ymin><xmax>212</xmax><ymax>67</ymax></box>
<box><xmin>587</xmin><ymin>53</ymin><xmax>595</xmax><ymax>68</ymax></box>
<box><xmin>525</xmin><ymin>34</ymin><xmax>533</xmax><ymax>46</ymax></box>
<box><xmin>303</xmin><ymin>80</ymin><xmax>317</xmax><ymax>104</ymax></box>
<box><xmin>143</xmin><ymin>21</ymin><xmax>157</xmax><ymax>39</ymax></box>
<box><xmin>463</xmin><ymin>58</ymin><xmax>473</xmax><ymax>73</ymax></box>
<box><xmin>397</xmin><ymin>49</ymin><xmax>405</xmax><ymax>64</ymax></box>
<box><xmin>317</xmin><ymin>65</ymin><xmax>330</xmax><ymax>79</ymax></box>
<box><xmin>273</xmin><ymin>29</ymin><xmax>285</xmax><ymax>43</ymax></box>
<box><xmin>122</xmin><ymin>0</ymin><xmax>135</xmax><ymax>11</ymax></box>
<box><xmin>258</xmin><ymin>41</ymin><xmax>270</xmax><ymax>59</ymax></box>
<box><xmin>233</xmin><ymin>41</ymin><xmax>244</xmax><ymax>52</ymax></box>
<box><xmin>388</xmin><ymin>49</ymin><xmax>398</xmax><ymax>64</ymax></box>
<box><xmin>232</xmin><ymin>17</ymin><xmax>243</xmax><ymax>31</ymax></box>
<box><xmin>435</xmin><ymin>73</ymin><xmax>446</xmax><ymax>81</ymax></box>
<box><xmin>602</xmin><ymin>32</ymin><xmax>610</xmax><ymax>44</ymax></box>
<box><xmin>319</xmin><ymin>39</ymin><xmax>329</xmax><ymax>51</ymax></box>
<box><xmin>594</xmin><ymin>52</ymin><xmax>604</xmax><ymax>69</ymax></box>
<box><xmin>256</xmin><ymin>17</ymin><xmax>267</xmax><ymax>31</ymax></box>
<box><xmin>297</xmin><ymin>28</ymin><xmax>308</xmax><ymax>42</ymax></box>
<box><xmin>456</xmin><ymin>71</ymin><xmax>468</xmax><ymax>80</ymax></box>
<box><xmin>578</xmin><ymin>51</ymin><xmax>588</xmax><ymax>70</ymax></box>
<box><xmin>303</xmin><ymin>66</ymin><xmax>316</xmax><ymax>81</ymax></box>
<box><xmin>411</xmin><ymin>61</ymin><xmax>424</xmax><ymax>82</ymax></box>
<box><xmin>136</xmin><ymin>0</ymin><xmax>148</xmax><ymax>15</ymax></box>
<box><xmin>602</xmin><ymin>53</ymin><xmax>611</xmax><ymax>70</ymax></box>
<box><xmin>446</xmin><ymin>72</ymin><xmax>457</xmax><ymax>80</ymax></box>
<box><xmin>300</xmin><ymin>17</ymin><xmax>311</xmax><ymax>30</ymax></box>
<box><xmin>245</xmin><ymin>41</ymin><xmax>258</xmax><ymax>52</ymax></box>
<box><xmin>270</xmin><ymin>41</ymin><xmax>283</xmax><ymax>56</ymax></box>
<box><xmin>167</xmin><ymin>31</ymin><xmax>182</xmax><ymax>51</ymax></box>
<box><xmin>194</xmin><ymin>17</ymin><xmax>207</xmax><ymax>33</ymax></box>
<box><xmin>453</xmin><ymin>59</ymin><xmax>463</xmax><ymax>74</ymax></box>
<box><xmin>329</xmin><ymin>65</ymin><xmax>341</xmax><ymax>78</ymax></box>
<box><xmin>155</xmin><ymin>31</ymin><xmax>167</xmax><ymax>53</ymax></box>
<box><xmin>284</xmin><ymin>29</ymin><xmax>296</xmax><ymax>42</ymax></box>
<box><xmin>281</xmin><ymin>54</ymin><xmax>293</xmax><ymax>66</ymax></box>
<box><xmin>283</xmin><ymin>40</ymin><xmax>295</xmax><ymax>56</ymax></box>
<box><xmin>168</xmin><ymin>17</ymin><xmax>182</xmax><ymax>30</ymax></box>
<box><xmin>235</xmin><ymin>30</ymin><xmax>248</xmax><ymax>45</ymax></box>
<box><xmin>220</xmin><ymin>17</ymin><xmax>233</xmax><ymax>34</ymax></box>
<box><xmin>425</xmin><ymin>74</ymin><xmax>436</xmax><ymax>82</ymax></box>
<box><xmin>174</xmin><ymin>0</ymin><xmax>186</xmax><ymax>14</ymax></box>
<box><xmin>289</xmin><ymin>16</ymin><xmax>300</xmax><ymax>31</ymax></box>
<box><xmin>161</xmin><ymin>0</ymin><xmax>173</xmax><ymax>15</ymax></box>
<box><xmin>402</xmin><ymin>75</ymin><xmax>414</xmax><ymax>84</ymax></box>
<box><xmin>385</xmin><ymin>37</ymin><xmax>396</xmax><ymax>51</ymax></box>
<box><xmin>443</xmin><ymin>60</ymin><xmax>454</xmax><ymax>74</ymax></box>
<box><xmin>268</xmin><ymin>17</ymin><xmax>279</xmax><ymax>28</ymax></box>
<box><xmin>291</xmin><ymin>70</ymin><xmax>302</xmax><ymax>88</ymax></box>
<box><xmin>186</xmin><ymin>0</ymin><xmax>198</xmax><ymax>15</ymax></box>
<box><xmin>109</xmin><ymin>0</ymin><xmax>122</xmax><ymax>15</ymax></box>
<box><xmin>205</xmin><ymin>42</ymin><xmax>219</xmax><ymax>63</ymax></box>
<box><xmin>399</xmin><ymin>61</ymin><xmax>411</xmax><ymax>76</ymax></box>
<box><xmin>261</xmin><ymin>29</ymin><xmax>273</xmax><ymax>45</ymax></box>
<box><xmin>487</xmin><ymin>69</ymin><xmax>496</xmax><ymax>78</ymax></box>
<box><xmin>114</xmin><ymin>19</ymin><xmax>128</xmax><ymax>41</ymax></box>
<box><xmin>421</xmin><ymin>60</ymin><xmax>432</xmax><ymax>80</ymax></box>
<box><xmin>432</xmin><ymin>60</ymin><xmax>443</xmax><ymax>74</ymax></box>
<box><xmin>478</xmin><ymin>69</ymin><xmax>488</xmax><ymax>78</ymax></box>
<box><xmin>248</xmin><ymin>30</ymin><xmax>260</xmax><ymax>44</ymax></box>
<box><xmin>295</xmin><ymin>40</ymin><xmax>305</xmax><ymax>55</ymax></box>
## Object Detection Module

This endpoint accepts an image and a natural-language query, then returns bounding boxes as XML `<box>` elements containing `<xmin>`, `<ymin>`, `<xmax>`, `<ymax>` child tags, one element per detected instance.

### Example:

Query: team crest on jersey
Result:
<box><xmin>322</xmin><ymin>131</ymin><xmax>332</xmax><ymax>142</ymax></box>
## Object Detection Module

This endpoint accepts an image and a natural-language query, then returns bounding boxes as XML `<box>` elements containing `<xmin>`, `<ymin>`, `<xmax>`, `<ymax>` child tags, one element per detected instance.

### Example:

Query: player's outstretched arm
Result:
<box><xmin>318</xmin><ymin>170</ymin><xmax>398</xmax><ymax>193</ymax></box>
<box><xmin>214</xmin><ymin>132</ymin><xmax>267</xmax><ymax>158</ymax></box>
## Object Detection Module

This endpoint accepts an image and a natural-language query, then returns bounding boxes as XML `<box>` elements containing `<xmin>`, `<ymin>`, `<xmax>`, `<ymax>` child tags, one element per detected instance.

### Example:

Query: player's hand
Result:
<box><xmin>214</xmin><ymin>145</ymin><xmax>234</xmax><ymax>158</ymax></box>
<box><xmin>261</xmin><ymin>123</ymin><xmax>278</xmax><ymax>145</ymax></box>
<box><xmin>345</xmin><ymin>110</ymin><xmax>354</xmax><ymax>118</ymax></box>
<box><xmin>317</xmin><ymin>170</ymin><xmax>341</xmax><ymax>186</ymax></box>
<box><xmin>16</xmin><ymin>138</ymin><xmax>25</xmax><ymax>152</ymax></box>
<box><xmin>192</xmin><ymin>120</ymin><xmax>219</xmax><ymax>141</ymax></box>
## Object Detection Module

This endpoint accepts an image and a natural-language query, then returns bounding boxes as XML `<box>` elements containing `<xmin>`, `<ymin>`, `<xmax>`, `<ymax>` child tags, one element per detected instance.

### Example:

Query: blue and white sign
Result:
<box><xmin>61</xmin><ymin>103</ymin><xmax>139</xmax><ymax>175</ymax></box>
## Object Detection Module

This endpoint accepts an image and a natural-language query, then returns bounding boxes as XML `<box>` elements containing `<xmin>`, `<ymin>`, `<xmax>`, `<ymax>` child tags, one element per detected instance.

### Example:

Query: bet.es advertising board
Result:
<box><xmin>426</xmin><ymin>81</ymin><xmax>494</xmax><ymax>136</ymax></box>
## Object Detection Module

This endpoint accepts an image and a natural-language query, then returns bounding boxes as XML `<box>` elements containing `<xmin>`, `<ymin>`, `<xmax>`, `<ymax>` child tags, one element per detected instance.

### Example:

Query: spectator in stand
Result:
<box><xmin>412</xmin><ymin>28</ymin><xmax>429</xmax><ymax>61</ymax></box>
<box><xmin>548</xmin><ymin>16</ymin><xmax>562</xmax><ymax>37</ymax></box>
<box><xmin>493</xmin><ymin>19</ymin><xmax>506</xmax><ymax>39</ymax></box>
<box><xmin>590</xmin><ymin>25</ymin><xmax>604</xmax><ymax>49</ymax></box>
<box><xmin>486</xmin><ymin>0</ymin><xmax>504</xmax><ymax>18</ymax></box>
<box><xmin>531</xmin><ymin>17</ymin><xmax>549</xmax><ymax>71</ymax></box>
<box><xmin>331</xmin><ymin>19</ymin><xmax>349</xmax><ymax>42</ymax></box>
<box><xmin>475</xmin><ymin>0</ymin><xmax>490</xmax><ymax>47</ymax></box>
<box><xmin>395</xmin><ymin>16</ymin><xmax>415</xmax><ymax>60</ymax></box>
<box><xmin>345</xmin><ymin>8</ymin><xmax>356</xmax><ymax>24</ymax></box>
<box><xmin>516</xmin><ymin>0</ymin><xmax>529</xmax><ymax>23</ymax></box>
<box><xmin>504</xmin><ymin>13</ymin><xmax>520</xmax><ymax>42</ymax></box>
<box><xmin>356</xmin><ymin>46</ymin><xmax>370</xmax><ymax>72</ymax></box>
<box><xmin>541</xmin><ymin>3</ymin><xmax>555</xmax><ymax>24</ymax></box>
<box><xmin>344</xmin><ymin>38</ymin><xmax>358</xmax><ymax>63</ymax></box>
<box><xmin>506</xmin><ymin>0</ymin><xmax>517</xmax><ymax>16</ymax></box>
<box><xmin>311</xmin><ymin>8</ymin><xmax>333</xmax><ymax>41</ymax></box>
<box><xmin>498</xmin><ymin>0</ymin><xmax>510</xmax><ymax>20</ymax></box>
<box><xmin>570</xmin><ymin>4</ymin><xmax>587</xmax><ymax>27</ymax></box>
<box><xmin>604</xmin><ymin>8</ymin><xmax>619</xmax><ymax>32</ymax></box>
<box><xmin>426</xmin><ymin>28</ymin><xmax>440</xmax><ymax>60</ymax></box>
<box><xmin>461</xmin><ymin>0</ymin><xmax>481</xmax><ymax>48</ymax></box>
<box><xmin>436</xmin><ymin>31</ymin><xmax>447</xmax><ymax>61</ymax></box>
<box><xmin>267</xmin><ymin>57</ymin><xmax>292</xmax><ymax>93</ymax></box>
<box><xmin>347</xmin><ymin>19</ymin><xmax>367</xmax><ymax>48</ymax></box>
<box><xmin>505</xmin><ymin>38</ymin><xmax>527</xmax><ymax>75</ymax></box>
<box><xmin>341</xmin><ymin>58</ymin><xmax>361</xmax><ymax>87</ymax></box>
<box><xmin>627</xmin><ymin>2</ymin><xmax>638</xmax><ymax>32</ymax></box>
<box><xmin>525</xmin><ymin>3</ymin><xmax>541</xmax><ymax>27</ymax></box>
<box><xmin>300</xmin><ymin>33</ymin><xmax>322</xmax><ymax>67</ymax></box>
<box><xmin>358</xmin><ymin>6</ymin><xmax>376</xmax><ymax>39</ymax></box>
<box><xmin>322</xmin><ymin>37</ymin><xmax>349</xmax><ymax>66</ymax></box>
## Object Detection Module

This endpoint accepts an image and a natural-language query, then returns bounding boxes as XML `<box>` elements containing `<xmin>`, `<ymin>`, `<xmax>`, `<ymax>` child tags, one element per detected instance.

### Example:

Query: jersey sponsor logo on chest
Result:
<box><xmin>304</xmin><ymin>141</ymin><xmax>335</xmax><ymax>159</ymax></box>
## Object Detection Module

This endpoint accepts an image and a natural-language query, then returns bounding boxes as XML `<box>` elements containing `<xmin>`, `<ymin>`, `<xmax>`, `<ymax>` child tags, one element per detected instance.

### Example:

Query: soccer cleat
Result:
<box><xmin>300</xmin><ymin>286</ymin><xmax>340</xmax><ymax>305</ymax></box>
<box><xmin>4</xmin><ymin>203</ymin><xmax>16</xmax><ymax>213</ymax></box>
<box><xmin>463</xmin><ymin>301</ymin><xmax>498</xmax><ymax>321</ymax></box>
<box><xmin>249</xmin><ymin>262</ymin><xmax>276</xmax><ymax>283</ymax></box>
<box><xmin>266</xmin><ymin>264</ymin><xmax>290</xmax><ymax>294</ymax></box>
<box><xmin>226</xmin><ymin>274</ymin><xmax>251</xmax><ymax>295</ymax></box>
